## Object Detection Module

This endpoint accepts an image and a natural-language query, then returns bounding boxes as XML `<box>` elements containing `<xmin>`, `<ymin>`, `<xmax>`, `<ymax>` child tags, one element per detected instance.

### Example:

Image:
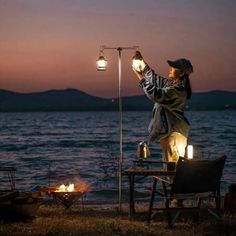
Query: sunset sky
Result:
<box><xmin>0</xmin><ymin>0</ymin><xmax>235</xmax><ymax>98</ymax></box>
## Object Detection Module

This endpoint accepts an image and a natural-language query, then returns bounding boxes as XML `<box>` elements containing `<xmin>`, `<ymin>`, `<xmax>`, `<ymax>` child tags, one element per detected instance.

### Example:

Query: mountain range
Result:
<box><xmin>0</xmin><ymin>89</ymin><xmax>235</xmax><ymax>112</ymax></box>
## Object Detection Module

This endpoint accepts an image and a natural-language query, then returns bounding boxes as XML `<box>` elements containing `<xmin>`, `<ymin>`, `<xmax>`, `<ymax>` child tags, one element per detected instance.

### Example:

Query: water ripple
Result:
<box><xmin>0</xmin><ymin>111</ymin><xmax>235</xmax><ymax>199</ymax></box>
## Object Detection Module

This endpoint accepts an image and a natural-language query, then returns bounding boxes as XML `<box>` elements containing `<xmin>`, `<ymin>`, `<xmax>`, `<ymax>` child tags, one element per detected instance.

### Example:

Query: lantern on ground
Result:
<box><xmin>187</xmin><ymin>145</ymin><xmax>193</xmax><ymax>159</ymax></box>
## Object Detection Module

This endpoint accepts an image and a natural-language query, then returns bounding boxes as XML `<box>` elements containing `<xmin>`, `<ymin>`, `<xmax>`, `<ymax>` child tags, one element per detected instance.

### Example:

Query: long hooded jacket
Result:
<box><xmin>139</xmin><ymin>65</ymin><xmax>190</xmax><ymax>143</ymax></box>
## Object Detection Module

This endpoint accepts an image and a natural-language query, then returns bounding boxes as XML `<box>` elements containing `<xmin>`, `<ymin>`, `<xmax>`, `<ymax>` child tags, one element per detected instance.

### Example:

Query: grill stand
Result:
<box><xmin>51</xmin><ymin>192</ymin><xmax>85</xmax><ymax>209</ymax></box>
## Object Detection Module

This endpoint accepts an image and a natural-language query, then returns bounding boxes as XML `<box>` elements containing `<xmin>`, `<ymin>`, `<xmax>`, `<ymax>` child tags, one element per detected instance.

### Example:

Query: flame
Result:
<box><xmin>55</xmin><ymin>182</ymin><xmax>90</xmax><ymax>193</ymax></box>
<box><xmin>55</xmin><ymin>183</ymin><xmax>75</xmax><ymax>192</ymax></box>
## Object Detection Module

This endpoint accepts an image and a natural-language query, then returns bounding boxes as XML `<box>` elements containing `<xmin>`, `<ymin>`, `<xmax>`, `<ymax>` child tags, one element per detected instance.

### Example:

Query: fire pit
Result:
<box><xmin>51</xmin><ymin>191</ymin><xmax>84</xmax><ymax>209</ymax></box>
<box><xmin>50</xmin><ymin>183</ymin><xmax>89</xmax><ymax>209</ymax></box>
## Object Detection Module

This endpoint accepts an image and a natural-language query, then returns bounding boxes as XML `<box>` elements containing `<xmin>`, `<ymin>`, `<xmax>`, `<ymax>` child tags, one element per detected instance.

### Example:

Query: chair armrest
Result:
<box><xmin>153</xmin><ymin>176</ymin><xmax>172</xmax><ymax>185</ymax></box>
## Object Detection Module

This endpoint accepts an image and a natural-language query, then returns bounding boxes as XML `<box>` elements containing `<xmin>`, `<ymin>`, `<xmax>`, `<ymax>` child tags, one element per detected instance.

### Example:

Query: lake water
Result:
<box><xmin>0</xmin><ymin>111</ymin><xmax>235</xmax><ymax>202</ymax></box>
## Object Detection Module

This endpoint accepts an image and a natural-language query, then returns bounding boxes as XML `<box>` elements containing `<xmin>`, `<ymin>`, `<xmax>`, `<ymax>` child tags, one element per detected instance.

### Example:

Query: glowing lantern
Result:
<box><xmin>187</xmin><ymin>145</ymin><xmax>193</xmax><ymax>159</ymax></box>
<box><xmin>96</xmin><ymin>55</ymin><xmax>107</xmax><ymax>71</ymax></box>
<box><xmin>132</xmin><ymin>58</ymin><xmax>142</xmax><ymax>70</ymax></box>
<box><xmin>132</xmin><ymin>51</ymin><xmax>142</xmax><ymax>71</ymax></box>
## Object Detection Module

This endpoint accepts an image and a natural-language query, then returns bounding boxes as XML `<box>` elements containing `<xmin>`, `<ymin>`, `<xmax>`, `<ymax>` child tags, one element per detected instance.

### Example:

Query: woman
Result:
<box><xmin>132</xmin><ymin>51</ymin><xmax>193</xmax><ymax>166</ymax></box>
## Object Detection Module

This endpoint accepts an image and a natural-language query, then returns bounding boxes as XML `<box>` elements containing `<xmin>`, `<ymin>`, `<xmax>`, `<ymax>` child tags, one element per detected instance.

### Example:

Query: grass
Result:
<box><xmin>0</xmin><ymin>203</ymin><xmax>235</xmax><ymax>236</ymax></box>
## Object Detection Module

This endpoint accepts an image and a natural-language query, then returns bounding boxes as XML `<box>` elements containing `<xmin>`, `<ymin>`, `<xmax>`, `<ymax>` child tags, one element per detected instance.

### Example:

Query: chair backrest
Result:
<box><xmin>171</xmin><ymin>155</ymin><xmax>226</xmax><ymax>195</ymax></box>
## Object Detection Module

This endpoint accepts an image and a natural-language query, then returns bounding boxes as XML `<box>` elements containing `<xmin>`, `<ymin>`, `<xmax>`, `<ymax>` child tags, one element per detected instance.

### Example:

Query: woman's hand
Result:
<box><xmin>132</xmin><ymin>68</ymin><xmax>143</xmax><ymax>81</ymax></box>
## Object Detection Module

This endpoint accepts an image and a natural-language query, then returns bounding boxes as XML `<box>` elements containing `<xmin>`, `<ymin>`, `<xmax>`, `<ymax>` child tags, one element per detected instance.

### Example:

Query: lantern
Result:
<box><xmin>96</xmin><ymin>55</ymin><xmax>107</xmax><ymax>71</ymax></box>
<box><xmin>187</xmin><ymin>145</ymin><xmax>193</xmax><ymax>159</ymax></box>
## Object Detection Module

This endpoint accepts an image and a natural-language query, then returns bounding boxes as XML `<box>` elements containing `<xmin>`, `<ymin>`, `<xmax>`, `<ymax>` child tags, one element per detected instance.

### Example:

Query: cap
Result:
<box><xmin>167</xmin><ymin>58</ymin><xmax>193</xmax><ymax>75</ymax></box>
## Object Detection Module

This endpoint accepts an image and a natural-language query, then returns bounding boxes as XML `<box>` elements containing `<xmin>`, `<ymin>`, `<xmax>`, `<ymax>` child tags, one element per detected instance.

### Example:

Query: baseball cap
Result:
<box><xmin>167</xmin><ymin>58</ymin><xmax>193</xmax><ymax>75</ymax></box>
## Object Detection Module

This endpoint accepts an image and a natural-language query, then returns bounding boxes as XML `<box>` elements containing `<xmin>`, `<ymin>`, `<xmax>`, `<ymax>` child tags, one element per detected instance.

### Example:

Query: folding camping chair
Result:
<box><xmin>147</xmin><ymin>155</ymin><xmax>226</xmax><ymax>227</ymax></box>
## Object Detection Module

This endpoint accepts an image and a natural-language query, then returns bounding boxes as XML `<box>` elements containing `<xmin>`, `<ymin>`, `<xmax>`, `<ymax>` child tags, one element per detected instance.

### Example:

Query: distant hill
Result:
<box><xmin>0</xmin><ymin>89</ymin><xmax>235</xmax><ymax>112</ymax></box>
<box><xmin>186</xmin><ymin>90</ymin><xmax>236</xmax><ymax>110</ymax></box>
<box><xmin>0</xmin><ymin>89</ymin><xmax>114</xmax><ymax>112</ymax></box>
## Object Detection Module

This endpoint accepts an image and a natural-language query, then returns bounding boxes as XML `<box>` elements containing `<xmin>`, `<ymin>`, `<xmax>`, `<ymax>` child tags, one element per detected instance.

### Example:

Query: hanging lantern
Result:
<box><xmin>132</xmin><ymin>51</ymin><xmax>142</xmax><ymax>71</ymax></box>
<box><xmin>132</xmin><ymin>58</ymin><xmax>142</xmax><ymax>70</ymax></box>
<box><xmin>96</xmin><ymin>55</ymin><xmax>107</xmax><ymax>71</ymax></box>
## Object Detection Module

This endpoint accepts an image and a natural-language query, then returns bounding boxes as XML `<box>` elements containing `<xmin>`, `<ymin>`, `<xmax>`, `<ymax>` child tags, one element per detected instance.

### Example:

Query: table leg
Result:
<box><xmin>129</xmin><ymin>174</ymin><xmax>135</xmax><ymax>218</ymax></box>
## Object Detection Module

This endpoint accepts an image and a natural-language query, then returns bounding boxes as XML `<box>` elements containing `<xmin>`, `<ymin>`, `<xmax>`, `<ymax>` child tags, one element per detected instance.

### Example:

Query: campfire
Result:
<box><xmin>55</xmin><ymin>183</ymin><xmax>75</xmax><ymax>192</ymax></box>
<box><xmin>51</xmin><ymin>182</ymin><xmax>90</xmax><ymax>209</ymax></box>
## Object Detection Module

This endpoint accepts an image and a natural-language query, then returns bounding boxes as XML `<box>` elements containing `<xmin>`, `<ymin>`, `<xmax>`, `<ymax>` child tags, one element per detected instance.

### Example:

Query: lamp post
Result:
<box><xmin>96</xmin><ymin>45</ymin><xmax>139</xmax><ymax>211</ymax></box>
